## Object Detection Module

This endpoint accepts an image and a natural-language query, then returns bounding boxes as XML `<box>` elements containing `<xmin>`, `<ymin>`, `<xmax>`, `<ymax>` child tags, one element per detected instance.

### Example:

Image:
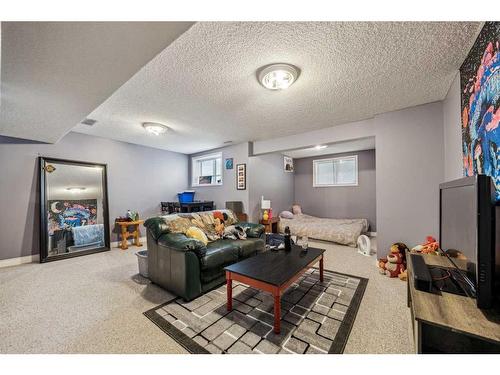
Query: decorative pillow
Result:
<box><xmin>185</xmin><ymin>226</ymin><xmax>208</xmax><ymax>246</ymax></box>
<box><xmin>279</xmin><ymin>210</ymin><xmax>294</xmax><ymax>219</ymax></box>
<box><xmin>292</xmin><ymin>204</ymin><xmax>302</xmax><ymax>215</ymax></box>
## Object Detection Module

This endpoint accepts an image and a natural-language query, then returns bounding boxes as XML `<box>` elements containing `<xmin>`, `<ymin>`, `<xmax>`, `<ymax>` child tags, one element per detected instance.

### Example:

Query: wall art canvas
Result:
<box><xmin>460</xmin><ymin>22</ymin><xmax>500</xmax><ymax>201</ymax></box>
<box><xmin>47</xmin><ymin>199</ymin><xmax>98</xmax><ymax>234</ymax></box>
<box><xmin>225</xmin><ymin>158</ymin><xmax>233</xmax><ymax>169</ymax></box>
<box><xmin>284</xmin><ymin>156</ymin><xmax>294</xmax><ymax>172</ymax></box>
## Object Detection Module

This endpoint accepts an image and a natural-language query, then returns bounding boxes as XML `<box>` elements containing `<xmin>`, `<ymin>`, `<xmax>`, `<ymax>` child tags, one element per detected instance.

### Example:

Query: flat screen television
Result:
<box><xmin>439</xmin><ymin>175</ymin><xmax>497</xmax><ymax>309</ymax></box>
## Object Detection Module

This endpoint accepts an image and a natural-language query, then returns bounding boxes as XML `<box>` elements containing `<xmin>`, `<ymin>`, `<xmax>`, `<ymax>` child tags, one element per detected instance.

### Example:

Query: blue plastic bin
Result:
<box><xmin>178</xmin><ymin>191</ymin><xmax>195</xmax><ymax>203</ymax></box>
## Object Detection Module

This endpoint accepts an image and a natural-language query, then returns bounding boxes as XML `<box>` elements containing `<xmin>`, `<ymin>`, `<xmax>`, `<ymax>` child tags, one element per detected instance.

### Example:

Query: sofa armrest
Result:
<box><xmin>158</xmin><ymin>232</ymin><xmax>207</xmax><ymax>257</ymax></box>
<box><xmin>237</xmin><ymin>222</ymin><xmax>265</xmax><ymax>238</ymax></box>
<box><xmin>144</xmin><ymin>217</ymin><xmax>170</xmax><ymax>240</ymax></box>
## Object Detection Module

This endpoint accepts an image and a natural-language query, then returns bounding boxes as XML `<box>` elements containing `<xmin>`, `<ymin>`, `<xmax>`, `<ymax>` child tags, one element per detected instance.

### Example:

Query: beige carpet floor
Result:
<box><xmin>0</xmin><ymin>239</ymin><xmax>413</xmax><ymax>354</ymax></box>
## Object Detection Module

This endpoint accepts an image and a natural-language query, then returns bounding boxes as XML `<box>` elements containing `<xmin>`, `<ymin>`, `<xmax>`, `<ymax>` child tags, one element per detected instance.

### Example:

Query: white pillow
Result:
<box><xmin>279</xmin><ymin>210</ymin><xmax>294</xmax><ymax>219</ymax></box>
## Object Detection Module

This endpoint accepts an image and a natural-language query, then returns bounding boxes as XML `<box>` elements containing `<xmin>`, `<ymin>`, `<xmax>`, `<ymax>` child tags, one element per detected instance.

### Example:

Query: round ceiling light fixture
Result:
<box><xmin>258</xmin><ymin>63</ymin><xmax>300</xmax><ymax>90</ymax></box>
<box><xmin>142</xmin><ymin>122</ymin><xmax>169</xmax><ymax>136</ymax></box>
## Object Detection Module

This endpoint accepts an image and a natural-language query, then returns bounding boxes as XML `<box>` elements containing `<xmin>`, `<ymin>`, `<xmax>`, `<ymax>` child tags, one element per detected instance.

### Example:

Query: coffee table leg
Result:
<box><xmin>320</xmin><ymin>255</ymin><xmax>324</xmax><ymax>282</ymax></box>
<box><xmin>226</xmin><ymin>271</ymin><xmax>232</xmax><ymax>311</ymax></box>
<box><xmin>273</xmin><ymin>288</ymin><xmax>281</xmax><ymax>334</ymax></box>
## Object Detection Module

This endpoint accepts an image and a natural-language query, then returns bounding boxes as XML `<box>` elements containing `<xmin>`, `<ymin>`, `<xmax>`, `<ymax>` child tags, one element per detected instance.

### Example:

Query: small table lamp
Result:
<box><xmin>261</xmin><ymin>196</ymin><xmax>272</xmax><ymax>220</ymax></box>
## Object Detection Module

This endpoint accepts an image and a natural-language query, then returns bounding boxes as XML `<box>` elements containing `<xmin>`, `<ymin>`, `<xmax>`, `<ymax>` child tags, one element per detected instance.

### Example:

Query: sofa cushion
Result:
<box><xmin>237</xmin><ymin>222</ymin><xmax>265</xmax><ymax>238</ymax></box>
<box><xmin>199</xmin><ymin>240</ymin><xmax>239</xmax><ymax>271</ymax></box>
<box><xmin>158</xmin><ymin>232</ymin><xmax>207</xmax><ymax>256</ymax></box>
<box><xmin>231</xmin><ymin>238</ymin><xmax>265</xmax><ymax>258</ymax></box>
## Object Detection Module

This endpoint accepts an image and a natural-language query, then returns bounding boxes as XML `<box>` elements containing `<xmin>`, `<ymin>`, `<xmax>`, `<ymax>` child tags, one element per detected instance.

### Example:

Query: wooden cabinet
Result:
<box><xmin>407</xmin><ymin>252</ymin><xmax>500</xmax><ymax>353</ymax></box>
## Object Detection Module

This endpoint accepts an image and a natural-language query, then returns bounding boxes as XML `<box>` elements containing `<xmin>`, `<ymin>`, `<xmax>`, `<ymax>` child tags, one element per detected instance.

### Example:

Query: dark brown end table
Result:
<box><xmin>260</xmin><ymin>216</ymin><xmax>279</xmax><ymax>233</ymax></box>
<box><xmin>224</xmin><ymin>246</ymin><xmax>325</xmax><ymax>334</ymax></box>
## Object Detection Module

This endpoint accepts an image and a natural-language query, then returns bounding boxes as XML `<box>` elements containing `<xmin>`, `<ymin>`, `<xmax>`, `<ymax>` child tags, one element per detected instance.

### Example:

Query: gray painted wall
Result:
<box><xmin>189</xmin><ymin>142</ymin><xmax>250</xmax><ymax>213</ymax></box>
<box><xmin>248</xmin><ymin>153</ymin><xmax>295</xmax><ymax>223</ymax></box>
<box><xmin>375</xmin><ymin>102</ymin><xmax>444</xmax><ymax>257</ymax></box>
<box><xmin>0</xmin><ymin>132</ymin><xmax>188</xmax><ymax>260</ymax></box>
<box><xmin>294</xmin><ymin>150</ymin><xmax>376</xmax><ymax>231</ymax></box>
<box><xmin>443</xmin><ymin>72</ymin><xmax>464</xmax><ymax>181</ymax></box>
<box><xmin>252</xmin><ymin>102</ymin><xmax>445</xmax><ymax>257</ymax></box>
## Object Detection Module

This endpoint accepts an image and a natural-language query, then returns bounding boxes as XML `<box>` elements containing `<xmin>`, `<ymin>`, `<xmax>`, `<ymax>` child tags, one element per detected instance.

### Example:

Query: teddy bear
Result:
<box><xmin>378</xmin><ymin>242</ymin><xmax>408</xmax><ymax>278</ymax></box>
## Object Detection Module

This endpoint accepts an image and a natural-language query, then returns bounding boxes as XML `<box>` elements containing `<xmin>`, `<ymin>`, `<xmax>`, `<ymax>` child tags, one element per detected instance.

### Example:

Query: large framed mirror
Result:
<box><xmin>39</xmin><ymin>157</ymin><xmax>110</xmax><ymax>262</ymax></box>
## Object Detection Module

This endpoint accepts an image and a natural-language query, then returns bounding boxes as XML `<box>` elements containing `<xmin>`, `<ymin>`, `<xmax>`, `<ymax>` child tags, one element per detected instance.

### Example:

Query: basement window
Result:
<box><xmin>191</xmin><ymin>152</ymin><xmax>223</xmax><ymax>187</ymax></box>
<box><xmin>313</xmin><ymin>155</ymin><xmax>358</xmax><ymax>187</ymax></box>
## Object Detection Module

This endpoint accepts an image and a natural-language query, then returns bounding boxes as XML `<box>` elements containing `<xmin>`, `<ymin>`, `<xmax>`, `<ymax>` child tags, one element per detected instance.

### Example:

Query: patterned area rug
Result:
<box><xmin>144</xmin><ymin>268</ymin><xmax>367</xmax><ymax>354</ymax></box>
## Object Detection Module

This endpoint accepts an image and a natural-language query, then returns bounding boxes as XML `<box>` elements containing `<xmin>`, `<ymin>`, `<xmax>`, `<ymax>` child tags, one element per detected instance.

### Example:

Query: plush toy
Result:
<box><xmin>398</xmin><ymin>269</ymin><xmax>408</xmax><ymax>281</ymax></box>
<box><xmin>411</xmin><ymin>236</ymin><xmax>439</xmax><ymax>255</ymax></box>
<box><xmin>213</xmin><ymin>211</ymin><xmax>225</xmax><ymax>222</ymax></box>
<box><xmin>378</xmin><ymin>242</ymin><xmax>408</xmax><ymax>279</ymax></box>
<box><xmin>378</xmin><ymin>258</ymin><xmax>388</xmax><ymax>274</ymax></box>
<box><xmin>214</xmin><ymin>218</ymin><xmax>225</xmax><ymax>236</ymax></box>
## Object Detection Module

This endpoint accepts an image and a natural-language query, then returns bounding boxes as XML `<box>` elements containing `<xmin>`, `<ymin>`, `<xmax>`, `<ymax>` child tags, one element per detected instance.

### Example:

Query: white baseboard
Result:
<box><xmin>0</xmin><ymin>254</ymin><xmax>40</xmax><ymax>269</ymax></box>
<box><xmin>0</xmin><ymin>236</ymin><xmax>148</xmax><ymax>269</ymax></box>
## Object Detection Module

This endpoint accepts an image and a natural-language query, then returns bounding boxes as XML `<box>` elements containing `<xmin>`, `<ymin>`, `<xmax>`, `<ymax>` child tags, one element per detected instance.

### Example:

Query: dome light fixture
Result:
<box><xmin>258</xmin><ymin>63</ymin><xmax>300</xmax><ymax>90</ymax></box>
<box><xmin>315</xmin><ymin>145</ymin><xmax>327</xmax><ymax>150</ymax></box>
<box><xmin>142</xmin><ymin>122</ymin><xmax>169</xmax><ymax>136</ymax></box>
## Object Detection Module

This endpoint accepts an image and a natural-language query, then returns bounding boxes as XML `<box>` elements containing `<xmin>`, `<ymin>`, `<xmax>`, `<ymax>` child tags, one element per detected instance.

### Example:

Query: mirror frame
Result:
<box><xmin>39</xmin><ymin>157</ymin><xmax>110</xmax><ymax>263</ymax></box>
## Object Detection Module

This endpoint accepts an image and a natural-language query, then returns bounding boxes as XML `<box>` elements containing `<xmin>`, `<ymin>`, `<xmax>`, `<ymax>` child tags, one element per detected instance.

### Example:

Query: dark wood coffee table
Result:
<box><xmin>224</xmin><ymin>246</ymin><xmax>325</xmax><ymax>334</ymax></box>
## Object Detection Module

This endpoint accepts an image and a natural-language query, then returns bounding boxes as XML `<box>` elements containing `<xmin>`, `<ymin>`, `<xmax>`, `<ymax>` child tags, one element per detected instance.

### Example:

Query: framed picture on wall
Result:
<box><xmin>236</xmin><ymin>163</ymin><xmax>246</xmax><ymax>190</ymax></box>
<box><xmin>284</xmin><ymin>156</ymin><xmax>294</xmax><ymax>172</ymax></box>
<box><xmin>225</xmin><ymin>158</ymin><xmax>233</xmax><ymax>170</ymax></box>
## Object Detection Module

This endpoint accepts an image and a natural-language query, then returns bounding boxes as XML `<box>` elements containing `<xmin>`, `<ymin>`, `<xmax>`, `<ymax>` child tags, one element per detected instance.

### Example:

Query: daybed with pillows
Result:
<box><xmin>278</xmin><ymin>205</ymin><xmax>368</xmax><ymax>247</ymax></box>
<box><xmin>144</xmin><ymin>209</ymin><xmax>265</xmax><ymax>301</ymax></box>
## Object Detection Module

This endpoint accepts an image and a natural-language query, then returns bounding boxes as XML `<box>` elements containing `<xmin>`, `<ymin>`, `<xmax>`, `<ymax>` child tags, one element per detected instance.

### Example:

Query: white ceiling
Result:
<box><xmin>73</xmin><ymin>21</ymin><xmax>481</xmax><ymax>154</ymax></box>
<box><xmin>0</xmin><ymin>22</ymin><xmax>194</xmax><ymax>142</ymax></box>
<box><xmin>284</xmin><ymin>137</ymin><xmax>375</xmax><ymax>159</ymax></box>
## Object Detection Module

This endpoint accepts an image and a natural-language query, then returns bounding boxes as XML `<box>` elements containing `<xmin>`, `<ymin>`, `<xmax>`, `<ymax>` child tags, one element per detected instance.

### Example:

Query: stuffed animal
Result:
<box><xmin>398</xmin><ymin>269</ymin><xmax>408</xmax><ymax>281</ymax></box>
<box><xmin>214</xmin><ymin>218</ymin><xmax>225</xmax><ymax>236</ymax></box>
<box><xmin>378</xmin><ymin>242</ymin><xmax>408</xmax><ymax>279</ymax></box>
<box><xmin>411</xmin><ymin>236</ymin><xmax>439</xmax><ymax>255</ymax></box>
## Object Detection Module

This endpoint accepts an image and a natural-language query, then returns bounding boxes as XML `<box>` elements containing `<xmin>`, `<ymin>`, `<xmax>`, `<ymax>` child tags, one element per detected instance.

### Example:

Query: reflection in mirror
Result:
<box><xmin>40</xmin><ymin>158</ymin><xmax>109</xmax><ymax>261</ymax></box>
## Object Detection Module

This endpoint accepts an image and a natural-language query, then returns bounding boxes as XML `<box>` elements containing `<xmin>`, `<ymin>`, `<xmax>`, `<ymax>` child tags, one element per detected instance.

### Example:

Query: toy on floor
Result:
<box><xmin>378</xmin><ymin>242</ymin><xmax>408</xmax><ymax>279</ymax></box>
<box><xmin>411</xmin><ymin>236</ymin><xmax>439</xmax><ymax>255</ymax></box>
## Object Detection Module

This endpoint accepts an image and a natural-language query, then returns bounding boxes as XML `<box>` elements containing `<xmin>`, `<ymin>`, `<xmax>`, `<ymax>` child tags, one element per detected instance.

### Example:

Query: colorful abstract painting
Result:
<box><xmin>460</xmin><ymin>22</ymin><xmax>500</xmax><ymax>201</ymax></box>
<box><xmin>47</xmin><ymin>199</ymin><xmax>98</xmax><ymax>234</ymax></box>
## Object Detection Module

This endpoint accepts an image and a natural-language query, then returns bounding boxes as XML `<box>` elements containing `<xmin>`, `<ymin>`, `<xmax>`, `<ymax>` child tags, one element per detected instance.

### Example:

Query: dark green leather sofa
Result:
<box><xmin>144</xmin><ymin>214</ymin><xmax>265</xmax><ymax>301</ymax></box>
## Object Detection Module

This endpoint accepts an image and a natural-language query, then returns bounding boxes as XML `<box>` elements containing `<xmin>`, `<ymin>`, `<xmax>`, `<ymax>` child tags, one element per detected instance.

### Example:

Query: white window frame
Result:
<box><xmin>191</xmin><ymin>152</ymin><xmax>223</xmax><ymax>187</ymax></box>
<box><xmin>313</xmin><ymin>155</ymin><xmax>358</xmax><ymax>187</ymax></box>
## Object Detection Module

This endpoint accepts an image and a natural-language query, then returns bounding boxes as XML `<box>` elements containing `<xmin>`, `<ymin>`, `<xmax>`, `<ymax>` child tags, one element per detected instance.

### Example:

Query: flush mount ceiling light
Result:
<box><xmin>314</xmin><ymin>145</ymin><xmax>327</xmax><ymax>150</ymax></box>
<box><xmin>142</xmin><ymin>122</ymin><xmax>169</xmax><ymax>136</ymax></box>
<box><xmin>258</xmin><ymin>63</ymin><xmax>300</xmax><ymax>90</ymax></box>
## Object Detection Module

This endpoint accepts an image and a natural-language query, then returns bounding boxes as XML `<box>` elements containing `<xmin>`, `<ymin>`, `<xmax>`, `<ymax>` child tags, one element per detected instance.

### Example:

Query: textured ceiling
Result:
<box><xmin>284</xmin><ymin>137</ymin><xmax>375</xmax><ymax>159</ymax></box>
<box><xmin>0</xmin><ymin>22</ymin><xmax>194</xmax><ymax>142</ymax></box>
<box><xmin>71</xmin><ymin>22</ymin><xmax>480</xmax><ymax>154</ymax></box>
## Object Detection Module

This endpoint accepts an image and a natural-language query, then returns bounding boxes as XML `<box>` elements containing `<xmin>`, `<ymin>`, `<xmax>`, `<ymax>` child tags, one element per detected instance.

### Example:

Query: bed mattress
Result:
<box><xmin>277</xmin><ymin>214</ymin><xmax>368</xmax><ymax>247</ymax></box>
